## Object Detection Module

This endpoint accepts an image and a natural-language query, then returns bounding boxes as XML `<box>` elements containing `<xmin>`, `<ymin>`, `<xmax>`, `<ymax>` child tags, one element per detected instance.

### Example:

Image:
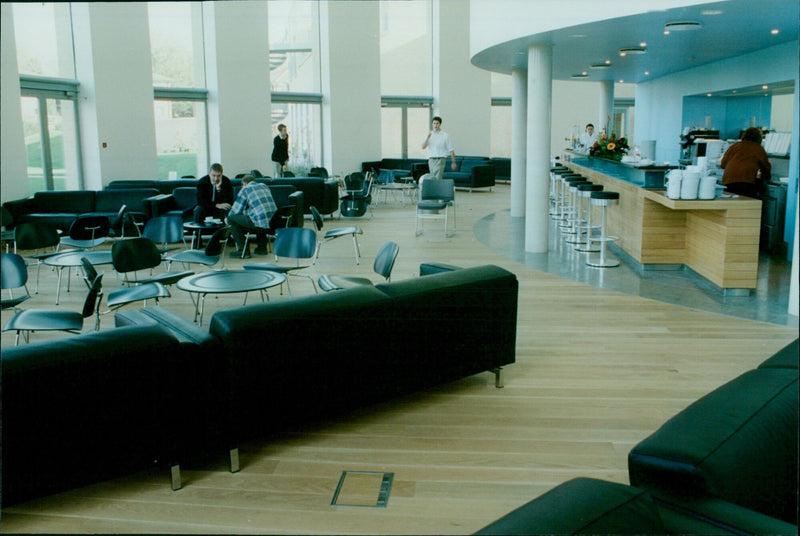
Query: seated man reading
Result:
<box><xmin>227</xmin><ymin>175</ymin><xmax>277</xmax><ymax>258</ymax></box>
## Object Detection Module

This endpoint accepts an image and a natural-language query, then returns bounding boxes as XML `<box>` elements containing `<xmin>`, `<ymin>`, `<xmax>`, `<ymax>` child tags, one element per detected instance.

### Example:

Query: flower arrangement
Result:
<box><xmin>589</xmin><ymin>132</ymin><xmax>630</xmax><ymax>161</ymax></box>
<box><xmin>589</xmin><ymin>116</ymin><xmax>629</xmax><ymax>161</ymax></box>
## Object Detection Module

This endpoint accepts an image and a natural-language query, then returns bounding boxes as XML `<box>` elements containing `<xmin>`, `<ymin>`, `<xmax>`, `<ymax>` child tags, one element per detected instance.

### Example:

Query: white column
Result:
<box><xmin>72</xmin><ymin>3</ymin><xmax>157</xmax><ymax>188</ymax></box>
<box><xmin>319</xmin><ymin>1</ymin><xmax>381</xmax><ymax>176</ymax></box>
<box><xmin>598</xmin><ymin>80</ymin><xmax>614</xmax><ymax>134</ymax></box>
<box><xmin>510</xmin><ymin>68</ymin><xmax>527</xmax><ymax>217</ymax></box>
<box><xmin>204</xmin><ymin>2</ymin><xmax>270</xmax><ymax>175</ymax></box>
<box><xmin>524</xmin><ymin>45</ymin><xmax>552</xmax><ymax>253</ymax></box>
<box><xmin>1</xmin><ymin>4</ymin><xmax>29</xmax><ymax>203</ymax></box>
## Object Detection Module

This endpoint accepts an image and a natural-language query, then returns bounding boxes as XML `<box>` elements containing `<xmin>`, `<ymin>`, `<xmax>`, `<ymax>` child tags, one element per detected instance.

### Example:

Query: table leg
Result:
<box><xmin>198</xmin><ymin>293</ymin><xmax>206</xmax><ymax>326</ymax></box>
<box><xmin>55</xmin><ymin>267</ymin><xmax>64</xmax><ymax>305</ymax></box>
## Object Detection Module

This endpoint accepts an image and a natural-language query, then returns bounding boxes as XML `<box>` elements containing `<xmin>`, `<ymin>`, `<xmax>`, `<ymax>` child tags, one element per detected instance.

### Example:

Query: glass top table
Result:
<box><xmin>43</xmin><ymin>250</ymin><xmax>113</xmax><ymax>305</ymax></box>
<box><xmin>176</xmin><ymin>269</ymin><xmax>286</xmax><ymax>325</ymax></box>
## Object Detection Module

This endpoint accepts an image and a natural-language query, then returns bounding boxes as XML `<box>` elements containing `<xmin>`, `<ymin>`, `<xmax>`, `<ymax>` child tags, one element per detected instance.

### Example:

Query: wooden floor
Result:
<box><xmin>2</xmin><ymin>183</ymin><xmax>796</xmax><ymax>534</ymax></box>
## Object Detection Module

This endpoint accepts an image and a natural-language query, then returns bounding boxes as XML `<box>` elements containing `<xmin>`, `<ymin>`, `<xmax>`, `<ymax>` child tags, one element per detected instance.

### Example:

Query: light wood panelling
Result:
<box><xmin>1</xmin><ymin>183</ymin><xmax>794</xmax><ymax>535</ymax></box>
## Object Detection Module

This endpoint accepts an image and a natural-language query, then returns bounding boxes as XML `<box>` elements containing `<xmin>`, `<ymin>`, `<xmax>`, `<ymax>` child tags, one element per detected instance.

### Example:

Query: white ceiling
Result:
<box><xmin>471</xmin><ymin>0</ymin><xmax>799</xmax><ymax>94</ymax></box>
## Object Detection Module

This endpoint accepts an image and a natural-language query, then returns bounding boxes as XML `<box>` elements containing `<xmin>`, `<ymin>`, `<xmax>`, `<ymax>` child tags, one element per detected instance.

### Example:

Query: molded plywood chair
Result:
<box><xmin>60</xmin><ymin>215</ymin><xmax>111</xmax><ymax>250</ymax></box>
<box><xmin>111</xmin><ymin>238</ymin><xmax>194</xmax><ymax>287</ymax></box>
<box><xmin>340</xmin><ymin>172</ymin><xmax>373</xmax><ymax>218</ymax></box>
<box><xmin>1</xmin><ymin>253</ymin><xmax>31</xmax><ymax>311</ymax></box>
<box><xmin>14</xmin><ymin>222</ymin><xmax>61</xmax><ymax>294</ymax></box>
<box><xmin>142</xmin><ymin>215</ymin><xmax>188</xmax><ymax>253</ymax></box>
<box><xmin>309</xmin><ymin>205</ymin><xmax>363</xmax><ymax>265</ymax></box>
<box><xmin>81</xmin><ymin>256</ymin><xmax>170</xmax><ymax>313</ymax></box>
<box><xmin>317</xmin><ymin>241</ymin><xmax>398</xmax><ymax>292</ymax></box>
<box><xmin>415</xmin><ymin>176</ymin><xmax>456</xmax><ymax>237</ymax></box>
<box><xmin>166</xmin><ymin>226</ymin><xmax>231</xmax><ymax>270</ymax></box>
<box><xmin>243</xmin><ymin>227</ymin><xmax>319</xmax><ymax>294</ymax></box>
<box><xmin>3</xmin><ymin>265</ymin><xmax>103</xmax><ymax>345</ymax></box>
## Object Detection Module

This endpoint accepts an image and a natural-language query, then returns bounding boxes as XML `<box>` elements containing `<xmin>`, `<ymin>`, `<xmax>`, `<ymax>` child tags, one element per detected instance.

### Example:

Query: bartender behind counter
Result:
<box><xmin>578</xmin><ymin>123</ymin><xmax>598</xmax><ymax>150</ymax></box>
<box><xmin>720</xmin><ymin>127</ymin><xmax>771</xmax><ymax>198</ymax></box>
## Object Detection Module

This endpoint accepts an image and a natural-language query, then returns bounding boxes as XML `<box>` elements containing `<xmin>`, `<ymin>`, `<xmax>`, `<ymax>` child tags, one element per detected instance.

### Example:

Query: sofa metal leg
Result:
<box><xmin>229</xmin><ymin>447</ymin><xmax>240</xmax><ymax>473</ymax></box>
<box><xmin>492</xmin><ymin>367</ymin><xmax>504</xmax><ymax>388</ymax></box>
<box><xmin>170</xmin><ymin>464</ymin><xmax>182</xmax><ymax>491</ymax></box>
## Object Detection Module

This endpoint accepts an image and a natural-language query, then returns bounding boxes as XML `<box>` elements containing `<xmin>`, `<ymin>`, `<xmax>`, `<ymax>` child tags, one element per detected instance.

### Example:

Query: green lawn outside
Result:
<box><xmin>157</xmin><ymin>153</ymin><xmax>199</xmax><ymax>180</ymax></box>
<box><xmin>26</xmin><ymin>133</ymin><xmax>65</xmax><ymax>169</ymax></box>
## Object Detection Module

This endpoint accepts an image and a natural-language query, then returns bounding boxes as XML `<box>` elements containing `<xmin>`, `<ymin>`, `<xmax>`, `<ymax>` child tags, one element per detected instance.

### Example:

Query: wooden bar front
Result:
<box><xmin>567</xmin><ymin>161</ymin><xmax>762</xmax><ymax>290</ymax></box>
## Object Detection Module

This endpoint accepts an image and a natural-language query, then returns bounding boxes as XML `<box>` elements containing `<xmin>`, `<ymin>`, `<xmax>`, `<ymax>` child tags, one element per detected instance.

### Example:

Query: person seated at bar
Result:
<box><xmin>578</xmin><ymin>123</ymin><xmax>598</xmax><ymax>150</ymax></box>
<box><xmin>720</xmin><ymin>127</ymin><xmax>771</xmax><ymax>199</ymax></box>
<box><xmin>227</xmin><ymin>175</ymin><xmax>277</xmax><ymax>258</ymax></box>
<box><xmin>193</xmin><ymin>162</ymin><xmax>233</xmax><ymax>223</ymax></box>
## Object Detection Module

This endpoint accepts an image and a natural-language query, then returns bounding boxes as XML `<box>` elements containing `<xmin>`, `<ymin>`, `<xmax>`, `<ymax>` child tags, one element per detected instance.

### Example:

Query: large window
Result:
<box><xmin>379</xmin><ymin>0</ymin><xmax>432</xmax><ymax>96</ymax></box>
<box><xmin>271</xmin><ymin>99</ymin><xmax>322</xmax><ymax>176</ymax></box>
<box><xmin>381</xmin><ymin>98</ymin><xmax>432</xmax><ymax>159</ymax></box>
<box><xmin>20</xmin><ymin>78</ymin><xmax>83</xmax><ymax>193</ymax></box>
<box><xmin>268</xmin><ymin>1</ymin><xmax>321</xmax><ymax>94</ymax></box>
<box><xmin>269</xmin><ymin>1</ymin><xmax>322</xmax><ymax>173</ymax></box>
<box><xmin>13</xmin><ymin>3</ymin><xmax>75</xmax><ymax>79</ymax></box>
<box><xmin>149</xmin><ymin>2</ymin><xmax>208</xmax><ymax>179</ymax></box>
<box><xmin>491</xmin><ymin>73</ymin><xmax>512</xmax><ymax>158</ymax></box>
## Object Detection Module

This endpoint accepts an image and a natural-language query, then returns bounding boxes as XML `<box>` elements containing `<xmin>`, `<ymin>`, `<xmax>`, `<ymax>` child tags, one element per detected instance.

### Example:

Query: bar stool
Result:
<box><xmin>564</xmin><ymin>181</ymin><xmax>593</xmax><ymax>243</ymax></box>
<box><xmin>575</xmin><ymin>184</ymin><xmax>604</xmax><ymax>252</ymax></box>
<box><xmin>559</xmin><ymin>176</ymin><xmax>585</xmax><ymax>228</ymax></box>
<box><xmin>586</xmin><ymin>191</ymin><xmax>620</xmax><ymax>268</ymax></box>
<box><xmin>550</xmin><ymin>168</ymin><xmax>572</xmax><ymax>219</ymax></box>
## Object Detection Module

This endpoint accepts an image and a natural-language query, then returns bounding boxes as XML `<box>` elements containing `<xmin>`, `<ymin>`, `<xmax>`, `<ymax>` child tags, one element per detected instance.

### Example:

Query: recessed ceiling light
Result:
<box><xmin>663</xmin><ymin>29</ymin><xmax>670</xmax><ymax>35</ymax></box>
<box><xmin>644</xmin><ymin>71</ymin><xmax>650</xmax><ymax>76</ymax></box>
<box><xmin>762</xmin><ymin>85</ymin><xmax>769</xmax><ymax>90</ymax></box>
<box><xmin>620</xmin><ymin>47</ymin><xmax>647</xmax><ymax>56</ymax></box>
<box><xmin>771</xmin><ymin>29</ymin><xmax>780</xmax><ymax>35</ymax></box>
<box><xmin>639</xmin><ymin>41</ymin><xmax>647</xmax><ymax>47</ymax></box>
<box><xmin>664</xmin><ymin>21</ymin><xmax>702</xmax><ymax>31</ymax></box>
<box><xmin>707</xmin><ymin>93</ymin><xmax>713</xmax><ymax>97</ymax></box>
<box><xmin>605</xmin><ymin>59</ymin><xmax>611</xmax><ymax>64</ymax></box>
<box><xmin>619</xmin><ymin>79</ymin><xmax>624</xmax><ymax>83</ymax></box>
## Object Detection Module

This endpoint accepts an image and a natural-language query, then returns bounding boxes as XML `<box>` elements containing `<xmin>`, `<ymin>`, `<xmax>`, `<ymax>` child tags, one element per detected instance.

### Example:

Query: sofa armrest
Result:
<box><xmin>3</xmin><ymin>197</ymin><xmax>37</xmax><ymax>225</ymax></box>
<box><xmin>144</xmin><ymin>194</ymin><xmax>178</xmax><ymax>219</ymax></box>
<box><xmin>471</xmin><ymin>165</ymin><xmax>496</xmax><ymax>188</ymax></box>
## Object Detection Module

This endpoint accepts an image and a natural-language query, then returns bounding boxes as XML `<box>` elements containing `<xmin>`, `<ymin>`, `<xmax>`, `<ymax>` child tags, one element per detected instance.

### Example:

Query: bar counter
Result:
<box><xmin>566</xmin><ymin>158</ymin><xmax>762</xmax><ymax>292</ymax></box>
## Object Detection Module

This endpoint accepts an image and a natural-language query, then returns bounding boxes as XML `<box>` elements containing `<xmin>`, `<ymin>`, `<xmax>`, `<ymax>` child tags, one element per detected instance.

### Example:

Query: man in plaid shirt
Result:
<box><xmin>227</xmin><ymin>175</ymin><xmax>277</xmax><ymax>258</ymax></box>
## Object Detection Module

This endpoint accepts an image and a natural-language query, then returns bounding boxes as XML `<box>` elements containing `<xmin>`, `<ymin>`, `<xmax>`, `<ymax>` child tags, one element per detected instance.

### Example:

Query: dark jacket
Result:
<box><xmin>196</xmin><ymin>174</ymin><xmax>234</xmax><ymax>211</ymax></box>
<box><xmin>272</xmin><ymin>135</ymin><xmax>289</xmax><ymax>164</ymax></box>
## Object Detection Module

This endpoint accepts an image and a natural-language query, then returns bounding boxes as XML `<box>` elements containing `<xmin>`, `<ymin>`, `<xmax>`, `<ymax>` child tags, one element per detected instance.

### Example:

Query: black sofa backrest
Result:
<box><xmin>628</xmin><ymin>367</ymin><xmax>799</xmax><ymax>524</ymax></box>
<box><xmin>1</xmin><ymin>326</ymin><xmax>206</xmax><ymax>507</ymax></box>
<box><xmin>94</xmin><ymin>188</ymin><xmax>160</xmax><ymax>213</ymax></box>
<box><xmin>32</xmin><ymin>190</ymin><xmax>96</xmax><ymax>214</ymax></box>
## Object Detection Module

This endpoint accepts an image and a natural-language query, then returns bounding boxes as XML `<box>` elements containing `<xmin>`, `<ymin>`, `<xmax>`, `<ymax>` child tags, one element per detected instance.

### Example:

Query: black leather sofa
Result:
<box><xmin>147</xmin><ymin>184</ymin><xmax>305</xmax><ymax>229</ymax></box>
<box><xmin>3</xmin><ymin>188</ymin><xmax>160</xmax><ymax>232</ymax></box>
<box><xmin>1</xmin><ymin>326</ymin><xmax>222</xmax><ymax>506</ymax></box>
<box><xmin>3</xmin><ymin>265</ymin><xmax>518</xmax><ymax>507</ymax></box>
<box><xmin>362</xmin><ymin>157</ymin><xmax>496</xmax><ymax>190</ymax></box>
<box><xmin>489</xmin><ymin>157</ymin><xmax>510</xmax><ymax>182</ymax></box>
<box><xmin>107</xmin><ymin>176</ymin><xmax>340</xmax><ymax>216</ymax></box>
<box><xmin>476</xmin><ymin>338</ymin><xmax>799</xmax><ymax>535</ymax></box>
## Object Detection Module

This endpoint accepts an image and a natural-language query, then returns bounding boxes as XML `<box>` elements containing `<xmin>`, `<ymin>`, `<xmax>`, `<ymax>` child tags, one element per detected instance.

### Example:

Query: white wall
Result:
<box><xmin>204</xmin><ymin>1</ymin><xmax>271</xmax><ymax>176</ymax></box>
<box><xmin>320</xmin><ymin>1</ymin><xmax>382</xmax><ymax>176</ymax></box>
<box><xmin>72</xmin><ymin>3</ymin><xmax>158</xmax><ymax>188</ymax></box>
<box><xmin>1</xmin><ymin>4</ymin><xmax>29</xmax><ymax>203</ymax></box>
<box><xmin>635</xmin><ymin>41</ymin><xmax>799</xmax><ymax>164</ymax></box>
<box><xmin>434</xmin><ymin>0</ymin><xmax>491</xmax><ymax>157</ymax></box>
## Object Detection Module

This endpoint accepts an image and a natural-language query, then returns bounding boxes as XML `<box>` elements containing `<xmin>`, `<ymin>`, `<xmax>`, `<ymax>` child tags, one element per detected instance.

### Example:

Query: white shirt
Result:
<box><xmin>425</xmin><ymin>131</ymin><xmax>454</xmax><ymax>158</ymax></box>
<box><xmin>579</xmin><ymin>131</ymin><xmax>598</xmax><ymax>148</ymax></box>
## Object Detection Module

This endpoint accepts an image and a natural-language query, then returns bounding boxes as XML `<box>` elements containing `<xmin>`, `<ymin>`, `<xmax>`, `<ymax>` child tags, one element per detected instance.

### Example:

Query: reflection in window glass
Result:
<box><xmin>21</xmin><ymin>96</ymin><xmax>81</xmax><ymax>193</ymax></box>
<box><xmin>13</xmin><ymin>3</ymin><xmax>75</xmax><ymax>79</ymax></box>
<box><xmin>407</xmin><ymin>107</ymin><xmax>430</xmax><ymax>159</ymax></box>
<box><xmin>154</xmin><ymin>100</ymin><xmax>208</xmax><ymax>179</ymax></box>
<box><xmin>272</xmin><ymin>102</ymin><xmax>322</xmax><ymax>175</ymax></box>
<box><xmin>268</xmin><ymin>1</ymin><xmax>320</xmax><ymax>93</ymax></box>
<box><xmin>491</xmin><ymin>105</ymin><xmax>512</xmax><ymax>158</ymax></box>
<box><xmin>381</xmin><ymin>108</ymin><xmax>403</xmax><ymax>159</ymax></box>
<box><xmin>380</xmin><ymin>0</ymin><xmax>431</xmax><ymax>96</ymax></box>
<box><xmin>148</xmin><ymin>2</ymin><xmax>204</xmax><ymax>87</ymax></box>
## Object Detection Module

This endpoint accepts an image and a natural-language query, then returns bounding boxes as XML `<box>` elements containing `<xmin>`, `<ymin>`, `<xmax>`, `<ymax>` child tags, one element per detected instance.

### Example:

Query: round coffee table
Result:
<box><xmin>177</xmin><ymin>269</ymin><xmax>286</xmax><ymax>325</ymax></box>
<box><xmin>43</xmin><ymin>250</ymin><xmax>113</xmax><ymax>305</ymax></box>
<box><xmin>184</xmin><ymin>220</ymin><xmax>225</xmax><ymax>249</ymax></box>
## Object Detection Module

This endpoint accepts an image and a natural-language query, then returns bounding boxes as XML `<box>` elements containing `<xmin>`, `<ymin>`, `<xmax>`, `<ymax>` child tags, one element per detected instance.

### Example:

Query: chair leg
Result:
<box><xmin>171</xmin><ymin>464</ymin><xmax>182</xmax><ymax>491</ymax></box>
<box><xmin>352</xmin><ymin>234</ymin><xmax>361</xmax><ymax>264</ymax></box>
<box><xmin>229</xmin><ymin>448</ymin><xmax>240</xmax><ymax>473</ymax></box>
